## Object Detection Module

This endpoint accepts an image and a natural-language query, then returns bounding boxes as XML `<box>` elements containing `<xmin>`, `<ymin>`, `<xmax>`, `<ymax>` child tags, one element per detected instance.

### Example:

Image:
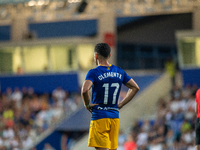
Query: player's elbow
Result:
<box><xmin>136</xmin><ymin>86</ymin><xmax>140</xmax><ymax>91</ymax></box>
<box><xmin>133</xmin><ymin>85</ymin><xmax>140</xmax><ymax>93</ymax></box>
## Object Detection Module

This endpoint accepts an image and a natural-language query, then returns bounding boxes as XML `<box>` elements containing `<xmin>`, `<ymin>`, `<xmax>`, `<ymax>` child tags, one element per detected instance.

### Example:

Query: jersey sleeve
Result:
<box><xmin>122</xmin><ymin>70</ymin><xmax>131</xmax><ymax>84</ymax></box>
<box><xmin>85</xmin><ymin>69</ymin><xmax>95</xmax><ymax>83</ymax></box>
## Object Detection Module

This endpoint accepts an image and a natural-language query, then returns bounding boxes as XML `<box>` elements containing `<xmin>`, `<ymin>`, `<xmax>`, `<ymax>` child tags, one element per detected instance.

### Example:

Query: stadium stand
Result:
<box><xmin>0</xmin><ymin>71</ymin><xmax>195</xmax><ymax>150</ymax></box>
<box><xmin>119</xmin><ymin>83</ymin><xmax>198</xmax><ymax>150</ymax></box>
<box><xmin>0</xmin><ymin>85</ymin><xmax>81</xmax><ymax>150</ymax></box>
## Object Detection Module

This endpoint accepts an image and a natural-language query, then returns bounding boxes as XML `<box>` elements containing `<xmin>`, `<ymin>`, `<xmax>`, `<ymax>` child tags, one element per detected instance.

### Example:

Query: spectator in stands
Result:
<box><xmin>27</xmin><ymin>124</ymin><xmax>37</xmax><ymax>141</ymax></box>
<box><xmin>169</xmin><ymin>98</ymin><xmax>181</xmax><ymax>114</ymax></box>
<box><xmin>27</xmin><ymin>87</ymin><xmax>34</xmax><ymax>100</ymax></box>
<box><xmin>171</xmin><ymin>85</ymin><xmax>181</xmax><ymax>99</ymax></box>
<box><xmin>172</xmin><ymin>108</ymin><xmax>184</xmax><ymax>122</ymax></box>
<box><xmin>10</xmin><ymin>136</ymin><xmax>20</xmax><ymax>149</ymax></box>
<box><xmin>40</xmin><ymin>94</ymin><xmax>49</xmax><ymax>111</ymax></box>
<box><xmin>148</xmin><ymin>138</ymin><xmax>163</xmax><ymax>150</ymax></box>
<box><xmin>3</xmin><ymin>105</ymin><xmax>14</xmax><ymax>128</ymax></box>
<box><xmin>2</xmin><ymin>126</ymin><xmax>15</xmax><ymax>140</ymax></box>
<box><xmin>22</xmin><ymin>135</ymin><xmax>33</xmax><ymax>149</ymax></box>
<box><xmin>0</xmin><ymin>116</ymin><xmax>4</xmax><ymax>130</ymax></box>
<box><xmin>148</xmin><ymin>127</ymin><xmax>157</xmax><ymax>145</ymax></box>
<box><xmin>43</xmin><ymin>66</ymin><xmax>49</xmax><ymax>73</ymax></box>
<box><xmin>51</xmin><ymin>103</ymin><xmax>64</xmax><ymax>123</ymax></box>
<box><xmin>157</xmin><ymin>98</ymin><xmax>167</xmax><ymax>120</ymax></box>
<box><xmin>22</xmin><ymin>87</ymin><xmax>28</xmax><ymax>99</ymax></box>
<box><xmin>16</xmin><ymin>66</ymin><xmax>24</xmax><ymax>75</ymax></box>
<box><xmin>52</xmin><ymin>87</ymin><xmax>66</xmax><ymax>107</ymax></box>
<box><xmin>118</xmin><ymin>129</ymin><xmax>126</xmax><ymax>150</ymax></box>
<box><xmin>124</xmin><ymin>134</ymin><xmax>137</xmax><ymax>150</ymax></box>
<box><xmin>188</xmin><ymin>142</ymin><xmax>196</xmax><ymax>150</ymax></box>
<box><xmin>182</xmin><ymin>84</ymin><xmax>191</xmax><ymax>99</ymax></box>
<box><xmin>165</xmin><ymin>57</ymin><xmax>176</xmax><ymax>86</ymax></box>
<box><xmin>156</xmin><ymin>126</ymin><xmax>165</xmax><ymax>144</ymax></box>
<box><xmin>64</xmin><ymin>93</ymin><xmax>77</xmax><ymax>113</ymax></box>
<box><xmin>181</xmin><ymin>119</ymin><xmax>192</xmax><ymax>133</ymax></box>
<box><xmin>186</xmin><ymin>92</ymin><xmax>196</xmax><ymax>111</ymax></box>
<box><xmin>185</xmin><ymin>107</ymin><xmax>195</xmax><ymax>122</ymax></box>
<box><xmin>165</xmin><ymin>129</ymin><xmax>176</xmax><ymax>148</ymax></box>
<box><xmin>5</xmin><ymin>87</ymin><xmax>12</xmax><ymax>101</ymax></box>
<box><xmin>0</xmin><ymin>85</ymin><xmax>83</xmax><ymax>149</ymax></box>
<box><xmin>131</xmin><ymin>120</ymin><xmax>141</xmax><ymax>135</ymax></box>
<box><xmin>124</xmin><ymin>83</ymin><xmax>198</xmax><ymax>150</ymax></box>
<box><xmin>141</xmin><ymin>120</ymin><xmax>151</xmax><ymax>132</ymax></box>
<box><xmin>191</xmin><ymin>84</ymin><xmax>198</xmax><ymax>94</ymax></box>
<box><xmin>12</xmin><ymin>87</ymin><xmax>23</xmax><ymax>108</ymax></box>
<box><xmin>43</xmin><ymin>143</ymin><xmax>56</xmax><ymax>150</ymax></box>
<box><xmin>73</xmin><ymin>94</ymin><xmax>82</xmax><ymax>108</ymax></box>
<box><xmin>137</xmin><ymin>128</ymin><xmax>148</xmax><ymax>147</ymax></box>
<box><xmin>20</xmin><ymin>110</ymin><xmax>32</xmax><ymax>127</ymax></box>
<box><xmin>30</xmin><ymin>95</ymin><xmax>41</xmax><ymax>115</ymax></box>
<box><xmin>180</xmin><ymin>129</ymin><xmax>193</xmax><ymax>146</ymax></box>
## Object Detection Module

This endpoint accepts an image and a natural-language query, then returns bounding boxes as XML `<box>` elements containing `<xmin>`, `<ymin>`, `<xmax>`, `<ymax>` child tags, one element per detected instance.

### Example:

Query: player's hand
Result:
<box><xmin>85</xmin><ymin>104</ymin><xmax>99</xmax><ymax>113</ymax></box>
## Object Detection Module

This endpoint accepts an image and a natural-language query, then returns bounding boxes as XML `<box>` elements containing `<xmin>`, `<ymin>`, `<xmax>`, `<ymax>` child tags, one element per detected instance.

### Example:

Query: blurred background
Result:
<box><xmin>0</xmin><ymin>0</ymin><xmax>200</xmax><ymax>149</ymax></box>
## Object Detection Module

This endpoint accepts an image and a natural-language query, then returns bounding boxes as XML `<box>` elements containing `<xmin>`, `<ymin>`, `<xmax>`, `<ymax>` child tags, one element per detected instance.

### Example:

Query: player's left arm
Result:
<box><xmin>81</xmin><ymin>80</ymin><xmax>97</xmax><ymax>112</ymax></box>
<box><xmin>118</xmin><ymin>79</ymin><xmax>139</xmax><ymax>109</ymax></box>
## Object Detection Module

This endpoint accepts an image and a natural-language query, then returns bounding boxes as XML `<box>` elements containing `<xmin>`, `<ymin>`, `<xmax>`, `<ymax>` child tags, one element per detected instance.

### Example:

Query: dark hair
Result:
<box><xmin>94</xmin><ymin>43</ymin><xmax>111</xmax><ymax>58</ymax></box>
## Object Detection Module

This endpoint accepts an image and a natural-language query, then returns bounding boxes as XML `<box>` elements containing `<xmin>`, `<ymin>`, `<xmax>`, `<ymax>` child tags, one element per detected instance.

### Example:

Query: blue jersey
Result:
<box><xmin>85</xmin><ymin>64</ymin><xmax>131</xmax><ymax>120</ymax></box>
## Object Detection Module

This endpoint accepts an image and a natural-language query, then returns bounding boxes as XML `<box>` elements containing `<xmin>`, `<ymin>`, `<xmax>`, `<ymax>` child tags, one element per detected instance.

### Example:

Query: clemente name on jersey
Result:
<box><xmin>98</xmin><ymin>72</ymin><xmax>122</xmax><ymax>81</ymax></box>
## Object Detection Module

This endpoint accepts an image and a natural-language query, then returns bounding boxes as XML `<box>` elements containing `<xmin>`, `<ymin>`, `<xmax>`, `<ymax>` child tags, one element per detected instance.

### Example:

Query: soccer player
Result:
<box><xmin>81</xmin><ymin>43</ymin><xmax>139</xmax><ymax>150</ymax></box>
<box><xmin>196</xmin><ymin>88</ymin><xmax>200</xmax><ymax>150</ymax></box>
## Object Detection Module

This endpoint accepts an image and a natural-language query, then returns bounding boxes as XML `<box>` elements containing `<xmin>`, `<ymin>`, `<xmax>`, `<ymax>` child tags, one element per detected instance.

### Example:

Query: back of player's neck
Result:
<box><xmin>98</xmin><ymin>61</ymin><xmax>110</xmax><ymax>66</ymax></box>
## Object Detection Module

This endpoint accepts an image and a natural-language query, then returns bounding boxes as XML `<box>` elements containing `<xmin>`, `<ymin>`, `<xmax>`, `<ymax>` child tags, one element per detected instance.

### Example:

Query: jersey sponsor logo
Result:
<box><xmin>97</xmin><ymin>106</ymin><xmax>119</xmax><ymax>111</ymax></box>
<box><xmin>98</xmin><ymin>72</ymin><xmax>122</xmax><ymax>80</ymax></box>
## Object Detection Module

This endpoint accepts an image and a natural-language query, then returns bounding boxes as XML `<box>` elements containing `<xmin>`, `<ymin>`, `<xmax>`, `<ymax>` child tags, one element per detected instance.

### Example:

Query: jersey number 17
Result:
<box><xmin>102</xmin><ymin>83</ymin><xmax>119</xmax><ymax>105</ymax></box>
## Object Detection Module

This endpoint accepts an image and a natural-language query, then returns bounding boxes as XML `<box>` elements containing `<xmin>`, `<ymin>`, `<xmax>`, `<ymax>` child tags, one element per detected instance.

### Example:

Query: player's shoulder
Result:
<box><xmin>112</xmin><ymin>64</ymin><xmax>121</xmax><ymax>69</ymax></box>
<box><xmin>86</xmin><ymin>68</ymin><xmax>95</xmax><ymax>75</ymax></box>
<box><xmin>87</xmin><ymin>67</ymin><xmax>99</xmax><ymax>75</ymax></box>
<box><xmin>112</xmin><ymin>65</ymin><xmax>125</xmax><ymax>72</ymax></box>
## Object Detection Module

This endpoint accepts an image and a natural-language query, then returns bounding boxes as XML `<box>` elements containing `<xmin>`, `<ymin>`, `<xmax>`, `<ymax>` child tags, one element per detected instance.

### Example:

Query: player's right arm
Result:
<box><xmin>118</xmin><ymin>79</ymin><xmax>139</xmax><ymax>109</ymax></box>
<box><xmin>81</xmin><ymin>80</ymin><xmax>98</xmax><ymax>112</ymax></box>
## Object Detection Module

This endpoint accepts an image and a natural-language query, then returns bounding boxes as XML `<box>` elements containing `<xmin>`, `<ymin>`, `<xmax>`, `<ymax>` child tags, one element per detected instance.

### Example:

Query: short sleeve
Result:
<box><xmin>122</xmin><ymin>70</ymin><xmax>131</xmax><ymax>84</ymax></box>
<box><xmin>85</xmin><ymin>69</ymin><xmax>95</xmax><ymax>83</ymax></box>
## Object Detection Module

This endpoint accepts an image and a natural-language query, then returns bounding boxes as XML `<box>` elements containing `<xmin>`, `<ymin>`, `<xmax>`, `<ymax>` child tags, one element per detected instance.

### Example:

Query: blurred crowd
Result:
<box><xmin>0</xmin><ymin>83</ymin><xmax>198</xmax><ymax>150</ymax></box>
<box><xmin>119</xmin><ymin>84</ymin><xmax>198</xmax><ymax>150</ymax></box>
<box><xmin>0</xmin><ymin>86</ymin><xmax>81</xmax><ymax>150</ymax></box>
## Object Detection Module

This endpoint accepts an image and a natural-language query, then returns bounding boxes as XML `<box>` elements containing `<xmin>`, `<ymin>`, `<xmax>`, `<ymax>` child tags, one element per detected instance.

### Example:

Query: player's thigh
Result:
<box><xmin>109</xmin><ymin>118</ymin><xmax>119</xmax><ymax>149</ymax></box>
<box><xmin>88</xmin><ymin>119</ymin><xmax>111</xmax><ymax>148</ymax></box>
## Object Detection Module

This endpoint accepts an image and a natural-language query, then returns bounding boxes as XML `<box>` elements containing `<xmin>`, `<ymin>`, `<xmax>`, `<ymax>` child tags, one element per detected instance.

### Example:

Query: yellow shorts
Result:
<box><xmin>88</xmin><ymin>118</ymin><xmax>119</xmax><ymax>149</ymax></box>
